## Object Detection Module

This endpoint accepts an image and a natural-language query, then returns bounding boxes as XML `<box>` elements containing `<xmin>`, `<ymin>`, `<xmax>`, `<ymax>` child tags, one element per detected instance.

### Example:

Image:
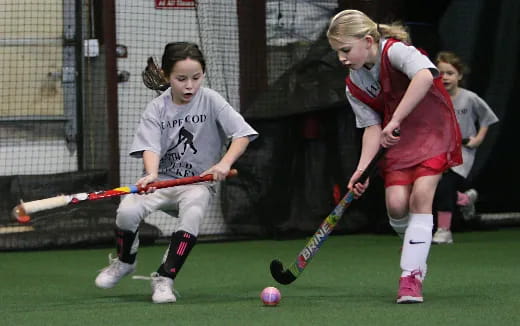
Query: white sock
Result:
<box><xmin>388</xmin><ymin>214</ymin><xmax>409</xmax><ymax>239</ymax></box>
<box><xmin>400</xmin><ymin>213</ymin><xmax>433</xmax><ymax>279</ymax></box>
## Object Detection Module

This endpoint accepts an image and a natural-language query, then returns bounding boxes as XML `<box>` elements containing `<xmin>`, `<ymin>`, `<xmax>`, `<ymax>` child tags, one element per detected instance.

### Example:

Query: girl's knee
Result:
<box><xmin>386</xmin><ymin>200</ymin><xmax>408</xmax><ymax>219</ymax></box>
<box><xmin>116</xmin><ymin>202</ymin><xmax>146</xmax><ymax>232</ymax></box>
<box><xmin>177</xmin><ymin>187</ymin><xmax>212</xmax><ymax>236</ymax></box>
<box><xmin>387</xmin><ymin>209</ymin><xmax>408</xmax><ymax>220</ymax></box>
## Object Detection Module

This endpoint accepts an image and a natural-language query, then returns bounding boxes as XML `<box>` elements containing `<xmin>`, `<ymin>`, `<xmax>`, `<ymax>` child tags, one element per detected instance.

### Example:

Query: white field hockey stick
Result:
<box><xmin>12</xmin><ymin>169</ymin><xmax>238</xmax><ymax>224</ymax></box>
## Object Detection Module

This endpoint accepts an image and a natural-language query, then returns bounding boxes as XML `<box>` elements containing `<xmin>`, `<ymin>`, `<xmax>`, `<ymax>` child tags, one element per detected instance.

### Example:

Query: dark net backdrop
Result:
<box><xmin>1</xmin><ymin>0</ymin><xmax>519</xmax><ymax>250</ymax></box>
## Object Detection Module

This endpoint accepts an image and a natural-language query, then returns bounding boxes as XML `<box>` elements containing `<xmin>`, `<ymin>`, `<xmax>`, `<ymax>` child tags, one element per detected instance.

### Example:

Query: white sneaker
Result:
<box><xmin>432</xmin><ymin>228</ymin><xmax>453</xmax><ymax>244</ymax></box>
<box><xmin>95</xmin><ymin>253</ymin><xmax>136</xmax><ymax>289</ymax></box>
<box><xmin>461</xmin><ymin>189</ymin><xmax>478</xmax><ymax>220</ymax></box>
<box><xmin>151</xmin><ymin>272</ymin><xmax>176</xmax><ymax>303</ymax></box>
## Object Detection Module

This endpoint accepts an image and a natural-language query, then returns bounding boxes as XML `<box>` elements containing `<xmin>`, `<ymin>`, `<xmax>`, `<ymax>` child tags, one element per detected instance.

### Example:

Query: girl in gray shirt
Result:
<box><xmin>433</xmin><ymin>51</ymin><xmax>498</xmax><ymax>244</ymax></box>
<box><xmin>95</xmin><ymin>42</ymin><xmax>258</xmax><ymax>303</ymax></box>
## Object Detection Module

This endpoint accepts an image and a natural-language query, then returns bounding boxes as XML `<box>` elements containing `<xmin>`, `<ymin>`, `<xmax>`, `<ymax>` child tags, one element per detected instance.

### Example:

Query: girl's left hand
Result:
<box><xmin>381</xmin><ymin>122</ymin><xmax>401</xmax><ymax>148</ymax></box>
<box><xmin>200</xmin><ymin>163</ymin><xmax>230</xmax><ymax>181</ymax></box>
<box><xmin>464</xmin><ymin>136</ymin><xmax>480</xmax><ymax>149</ymax></box>
<box><xmin>136</xmin><ymin>173</ymin><xmax>158</xmax><ymax>194</ymax></box>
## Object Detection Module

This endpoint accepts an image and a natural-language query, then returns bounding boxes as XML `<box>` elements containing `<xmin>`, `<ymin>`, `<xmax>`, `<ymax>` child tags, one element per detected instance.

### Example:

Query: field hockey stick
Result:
<box><xmin>142</xmin><ymin>56</ymin><xmax>170</xmax><ymax>95</ymax></box>
<box><xmin>270</xmin><ymin>130</ymin><xmax>399</xmax><ymax>285</ymax></box>
<box><xmin>12</xmin><ymin>169</ymin><xmax>238</xmax><ymax>224</ymax></box>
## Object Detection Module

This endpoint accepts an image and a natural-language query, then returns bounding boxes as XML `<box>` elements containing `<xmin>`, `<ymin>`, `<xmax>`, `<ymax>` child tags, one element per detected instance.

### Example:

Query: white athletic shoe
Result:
<box><xmin>95</xmin><ymin>253</ymin><xmax>136</xmax><ymax>289</ymax></box>
<box><xmin>461</xmin><ymin>189</ymin><xmax>478</xmax><ymax>220</ymax></box>
<box><xmin>151</xmin><ymin>272</ymin><xmax>176</xmax><ymax>303</ymax></box>
<box><xmin>432</xmin><ymin>228</ymin><xmax>453</xmax><ymax>244</ymax></box>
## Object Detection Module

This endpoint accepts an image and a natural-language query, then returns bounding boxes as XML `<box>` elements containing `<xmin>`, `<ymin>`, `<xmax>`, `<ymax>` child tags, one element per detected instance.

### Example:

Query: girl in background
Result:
<box><xmin>432</xmin><ymin>51</ymin><xmax>499</xmax><ymax>244</ymax></box>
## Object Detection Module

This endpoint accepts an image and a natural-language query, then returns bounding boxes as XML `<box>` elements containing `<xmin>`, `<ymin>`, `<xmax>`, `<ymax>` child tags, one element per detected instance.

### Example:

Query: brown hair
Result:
<box><xmin>435</xmin><ymin>51</ymin><xmax>469</xmax><ymax>75</ymax></box>
<box><xmin>161</xmin><ymin>42</ymin><xmax>206</xmax><ymax>76</ymax></box>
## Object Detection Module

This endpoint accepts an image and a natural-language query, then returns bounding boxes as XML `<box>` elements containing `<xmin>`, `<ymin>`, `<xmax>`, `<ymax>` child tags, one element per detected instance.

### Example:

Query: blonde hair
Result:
<box><xmin>327</xmin><ymin>9</ymin><xmax>411</xmax><ymax>44</ymax></box>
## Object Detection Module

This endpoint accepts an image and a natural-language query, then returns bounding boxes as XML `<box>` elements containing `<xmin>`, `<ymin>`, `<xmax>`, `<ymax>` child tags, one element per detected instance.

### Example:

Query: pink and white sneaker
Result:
<box><xmin>396</xmin><ymin>270</ymin><xmax>423</xmax><ymax>304</ymax></box>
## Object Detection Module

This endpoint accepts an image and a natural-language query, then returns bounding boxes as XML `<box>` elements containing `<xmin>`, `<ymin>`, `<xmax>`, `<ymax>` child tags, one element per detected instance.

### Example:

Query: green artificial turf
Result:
<box><xmin>1</xmin><ymin>228</ymin><xmax>519</xmax><ymax>325</ymax></box>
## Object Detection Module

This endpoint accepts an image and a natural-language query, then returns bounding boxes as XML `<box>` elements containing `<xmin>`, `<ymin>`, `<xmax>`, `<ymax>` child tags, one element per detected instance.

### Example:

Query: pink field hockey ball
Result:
<box><xmin>260</xmin><ymin>286</ymin><xmax>281</xmax><ymax>306</ymax></box>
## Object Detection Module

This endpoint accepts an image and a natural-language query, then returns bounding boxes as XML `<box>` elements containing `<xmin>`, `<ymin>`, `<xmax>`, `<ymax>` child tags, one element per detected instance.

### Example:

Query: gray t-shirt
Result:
<box><xmin>346</xmin><ymin>39</ymin><xmax>438</xmax><ymax>128</ymax></box>
<box><xmin>130</xmin><ymin>87</ymin><xmax>258</xmax><ymax>179</ymax></box>
<box><xmin>450</xmin><ymin>88</ymin><xmax>499</xmax><ymax>178</ymax></box>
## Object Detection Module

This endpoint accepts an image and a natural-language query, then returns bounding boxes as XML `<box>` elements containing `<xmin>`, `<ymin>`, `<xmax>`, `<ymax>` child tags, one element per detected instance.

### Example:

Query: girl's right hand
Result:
<box><xmin>347</xmin><ymin>169</ymin><xmax>370</xmax><ymax>198</ymax></box>
<box><xmin>381</xmin><ymin>122</ymin><xmax>401</xmax><ymax>148</ymax></box>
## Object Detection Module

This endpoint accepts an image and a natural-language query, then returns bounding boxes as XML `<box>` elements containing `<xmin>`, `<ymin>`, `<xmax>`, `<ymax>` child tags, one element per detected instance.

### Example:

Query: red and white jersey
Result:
<box><xmin>345</xmin><ymin>38</ymin><xmax>462</xmax><ymax>173</ymax></box>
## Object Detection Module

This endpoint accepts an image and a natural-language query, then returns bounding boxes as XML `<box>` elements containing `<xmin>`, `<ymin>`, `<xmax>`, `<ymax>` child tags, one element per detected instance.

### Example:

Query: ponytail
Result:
<box><xmin>378</xmin><ymin>22</ymin><xmax>411</xmax><ymax>43</ymax></box>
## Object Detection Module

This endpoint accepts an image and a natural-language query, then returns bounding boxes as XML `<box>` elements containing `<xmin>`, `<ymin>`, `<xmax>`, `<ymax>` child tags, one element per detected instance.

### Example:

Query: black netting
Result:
<box><xmin>2</xmin><ymin>0</ymin><xmax>519</xmax><ymax>250</ymax></box>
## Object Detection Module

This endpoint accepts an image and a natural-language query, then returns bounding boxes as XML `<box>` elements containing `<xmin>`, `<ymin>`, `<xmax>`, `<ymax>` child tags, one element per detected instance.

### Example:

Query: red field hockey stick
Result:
<box><xmin>12</xmin><ymin>169</ymin><xmax>238</xmax><ymax>224</ymax></box>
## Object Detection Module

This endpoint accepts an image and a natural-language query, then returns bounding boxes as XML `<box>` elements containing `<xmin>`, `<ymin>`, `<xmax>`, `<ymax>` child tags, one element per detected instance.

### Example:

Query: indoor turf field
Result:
<box><xmin>2</xmin><ymin>228</ymin><xmax>519</xmax><ymax>326</ymax></box>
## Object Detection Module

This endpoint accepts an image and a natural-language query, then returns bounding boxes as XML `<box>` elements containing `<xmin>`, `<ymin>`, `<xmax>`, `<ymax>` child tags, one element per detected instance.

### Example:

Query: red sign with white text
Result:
<box><xmin>155</xmin><ymin>0</ymin><xmax>196</xmax><ymax>9</ymax></box>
